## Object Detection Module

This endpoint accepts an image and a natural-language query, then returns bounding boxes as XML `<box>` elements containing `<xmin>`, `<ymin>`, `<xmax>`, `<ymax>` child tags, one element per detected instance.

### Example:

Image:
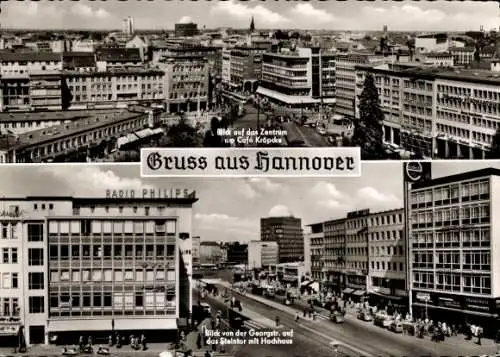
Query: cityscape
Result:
<box><xmin>1</xmin><ymin>162</ymin><xmax>500</xmax><ymax>356</ymax></box>
<box><xmin>0</xmin><ymin>2</ymin><xmax>499</xmax><ymax>161</ymax></box>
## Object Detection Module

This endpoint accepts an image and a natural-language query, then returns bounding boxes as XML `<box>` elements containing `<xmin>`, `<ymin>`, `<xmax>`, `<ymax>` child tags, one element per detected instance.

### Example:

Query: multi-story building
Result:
<box><xmin>122</xmin><ymin>16</ymin><xmax>134</xmax><ymax>37</ymax></box>
<box><xmin>257</xmin><ymin>47</ymin><xmax>336</xmax><ymax>110</ymax></box>
<box><xmin>221</xmin><ymin>48</ymin><xmax>231</xmax><ymax>85</ymax></box>
<box><xmin>261</xmin><ymin>216</ymin><xmax>303</xmax><ymax>263</ymax></box>
<box><xmin>228</xmin><ymin>47</ymin><xmax>265</xmax><ymax>91</ymax></box>
<box><xmin>367</xmin><ymin>208</ymin><xmax>407</xmax><ymax>307</ymax></box>
<box><xmin>0</xmin><ymin>191</ymin><xmax>197</xmax><ymax>345</ymax></box>
<box><xmin>29</xmin><ymin>72</ymin><xmax>63</xmax><ymax>111</ymax></box>
<box><xmin>199</xmin><ymin>241</ymin><xmax>222</xmax><ymax>265</ymax></box>
<box><xmin>247</xmin><ymin>241</ymin><xmax>278</xmax><ymax>270</ymax></box>
<box><xmin>408</xmin><ymin>168</ymin><xmax>498</xmax><ymax>329</ymax></box>
<box><xmin>0</xmin><ymin>52</ymin><xmax>62</xmax><ymax>76</ymax></box>
<box><xmin>95</xmin><ymin>48</ymin><xmax>143</xmax><ymax>71</ymax></box>
<box><xmin>174</xmin><ymin>23</ymin><xmax>198</xmax><ymax>38</ymax></box>
<box><xmin>226</xmin><ymin>243</ymin><xmax>248</xmax><ymax>266</ymax></box>
<box><xmin>159</xmin><ymin>57</ymin><xmax>209</xmax><ymax>114</ymax></box>
<box><xmin>0</xmin><ymin>109</ymin><xmax>160</xmax><ymax>163</ymax></box>
<box><xmin>355</xmin><ymin>63</ymin><xmax>500</xmax><ymax>159</ymax></box>
<box><xmin>305</xmin><ymin>223</ymin><xmax>324</xmax><ymax>281</ymax></box>
<box><xmin>191</xmin><ymin>236</ymin><xmax>200</xmax><ymax>265</ymax></box>
<box><xmin>335</xmin><ymin>53</ymin><xmax>383</xmax><ymax>119</ymax></box>
<box><xmin>450</xmin><ymin>47</ymin><xmax>475</xmax><ymax>66</ymax></box>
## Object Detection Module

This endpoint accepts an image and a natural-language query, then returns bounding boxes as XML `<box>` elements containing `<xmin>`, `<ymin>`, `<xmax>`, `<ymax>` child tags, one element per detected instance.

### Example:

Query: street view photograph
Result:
<box><xmin>0</xmin><ymin>1</ymin><xmax>499</xmax><ymax>162</ymax></box>
<box><xmin>1</xmin><ymin>161</ymin><xmax>500</xmax><ymax>357</ymax></box>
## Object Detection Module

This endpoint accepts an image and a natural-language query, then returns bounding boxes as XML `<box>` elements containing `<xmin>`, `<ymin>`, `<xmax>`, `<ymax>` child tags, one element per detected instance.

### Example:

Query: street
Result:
<box><xmin>207</xmin><ymin>280</ymin><xmax>497</xmax><ymax>357</ymax></box>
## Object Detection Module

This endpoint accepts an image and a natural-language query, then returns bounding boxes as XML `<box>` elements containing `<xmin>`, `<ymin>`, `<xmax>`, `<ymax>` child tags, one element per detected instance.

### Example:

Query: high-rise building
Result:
<box><xmin>408</xmin><ymin>168</ymin><xmax>497</xmax><ymax>328</ymax></box>
<box><xmin>122</xmin><ymin>16</ymin><xmax>134</xmax><ymax>37</ymax></box>
<box><xmin>0</xmin><ymin>191</ymin><xmax>197</xmax><ymax>345</ymax></box>
<box><xmin>261</xmin><ymin>216</ymin><xmax>303</xmax><ymax>263</ymax></box>
<box><xmin>248</xmin><ymin>241</ymin><xmax>278</xmax><ymax>269</ymax></box>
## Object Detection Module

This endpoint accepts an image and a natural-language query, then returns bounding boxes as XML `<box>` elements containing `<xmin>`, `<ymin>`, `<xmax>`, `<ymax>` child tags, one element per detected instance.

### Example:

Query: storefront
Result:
<box><xmin>412</xmin><ymin>291</ymin><xmax>500</xmax><ymax>336</ymax></box>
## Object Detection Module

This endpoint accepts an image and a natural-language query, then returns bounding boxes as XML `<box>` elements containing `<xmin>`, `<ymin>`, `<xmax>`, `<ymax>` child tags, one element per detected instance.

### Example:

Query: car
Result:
<box><xmin>357</xmin><ymin>310</ymin><xmax>373</xmax><ymax>322</ymax></box>
<box><xmin>389</xmin><ymin>321</ymin><xmax>404</xmax><ymax>333</ymax></box>
<box><xmin>329</xmin><ymin>311</ymin><xmax>345</xmax><ymax>324</ymax></box>
<box><xmin>200</xmin><ymin>302</ymin><xmax>211</xmax><ymax>314</ymax></box>
<box><xmin>374</xmin><ymin>313</ymin><xmax>394</xmax><ymax>328</ymax></box>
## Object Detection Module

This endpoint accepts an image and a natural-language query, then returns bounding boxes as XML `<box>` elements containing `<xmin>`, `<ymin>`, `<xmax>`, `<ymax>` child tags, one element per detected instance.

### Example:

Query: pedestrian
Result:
<box><xmin>477</xmin><ymin>326</ymin><xmax>483</xmax><ymax>345</ymax></box>
<box><xmin>108</xmin><ymin>335</ymin><xmax>113</xmax><ymax>347</ymax></box>
<box><xmin>116</xmin><ymin>333</ymin><xmax>121</xmax><ymax>348</ymax></box>
<box><xmin>275</xmin><ymin>315</ymin><xmax>280</xmax><ymax>327</ymax></box>
<box><xmin>141</xmin><ymin>334</ymin><xmax>147</xmax><ymax>351</ymax></box>
<box><xmin>295</xmin><ymin>312</ymin><xmax>299</xmax><ymax>322</ymax></box>
<box><xmin>79</xmin><ymin>336</ymin><xmax>84</xmax><ymax>351</ymax></box>
<box><xmin>303</xmin><ymin>308</ymin><xmax>306</xmax><ymax>318</ymax></box>
<box><xmin>495</xmin><ymin>329</ymin><xmax>500</xmax><ymax>354</ymax></box>
<box><xmin>196</xmin><ymin>332</ymin><xmax>202</xmax><ymax>349</ymax></box>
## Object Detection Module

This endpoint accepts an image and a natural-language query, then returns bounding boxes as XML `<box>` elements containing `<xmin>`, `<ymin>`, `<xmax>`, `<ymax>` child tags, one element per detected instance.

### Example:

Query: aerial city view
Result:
<box><xmin>0</xmin><ymin>1</ymin><xmax>499</xmax><ymax>162</ymax></box>
<box><xmin>1</xmin><ymin>162</ymin><xmax>500</xmax><ymax>357</ymax></box>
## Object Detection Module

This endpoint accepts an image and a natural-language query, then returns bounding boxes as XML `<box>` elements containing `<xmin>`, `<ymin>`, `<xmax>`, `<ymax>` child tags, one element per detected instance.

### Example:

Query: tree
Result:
<box><xmin>350</xmin><ymin>74</ymin><xmax>387</xmax><ymax>160</ymax></box>
<box><xmin>203</xmin><ymin>117</ymin><xmax>230</xmax><ymax>147</ymax></box>
<box><xmin>160</xmin><ymin>118</ymin><xmax>203</xmax><ymax>147</ymax></box>
<box><xmin>488</xmin><ymin>127</ymin><xmax>500</xmax><ymax>158</ymax></box>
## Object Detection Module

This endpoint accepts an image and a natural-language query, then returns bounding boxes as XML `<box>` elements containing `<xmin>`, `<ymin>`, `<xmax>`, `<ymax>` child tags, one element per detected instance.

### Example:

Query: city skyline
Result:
<box><xmin>1</xmin><ymin>1</ymin><xmax>499</xmax><ymax>32</ymax></box>
<box><xmin>0</xmin><ymin>161</ymin><xmax>499</xmax><ymax>244</ymax></box>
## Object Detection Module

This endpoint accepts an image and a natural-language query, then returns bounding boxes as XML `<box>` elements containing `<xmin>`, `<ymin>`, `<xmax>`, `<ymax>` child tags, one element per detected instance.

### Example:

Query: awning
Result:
<box><xmin>353</xmin><ymin>290</ymin><xmax>366</xmax><ymax>296</ymax></box>
<box><xmin>114</xmin><ymin>318</ymin><xmax>177</xmax><ymax>330</ymax></box>
<box><xmin>256</xmin><ymin>87</ymin><xmax>336</xmax><ymax>105</ymax></box>
<box><xmin>343</xmin><ymin>288</ymin><xmax>354</xmax><ymax>294</ymax></box>
<box><xmin>151</xmin><ymin>128</ymin><xmax>164</xmax><ymax>135</ymax></box>
<box><xmin>282</xmin><ymin>276</ymin><xmax>298</xmax><ymax>282</ymax></box>
<box><xmin>48</xmin><ymin>319</ymin><xmax>112</xmax><ymax>332</ymax></box>
<box><xmin>413</xmin><ymin>303</ymin><xmax>498</xmax><ymax>318</ymax></box>
<box><xmin>370</xmin><ymin>291</ymin><xmax>405</xmax><ymax>300</ymax></box>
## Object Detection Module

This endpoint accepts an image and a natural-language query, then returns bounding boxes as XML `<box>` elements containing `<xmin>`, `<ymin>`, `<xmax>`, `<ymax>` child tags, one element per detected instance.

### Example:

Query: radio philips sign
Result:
<box><xmin>404</xmin><ymin>161</ymin><xmax>431</xmax><ymax>183</ymax></box>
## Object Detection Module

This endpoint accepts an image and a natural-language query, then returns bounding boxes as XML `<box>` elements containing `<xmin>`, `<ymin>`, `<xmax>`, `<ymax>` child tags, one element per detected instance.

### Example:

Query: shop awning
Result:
<box><xmin>282</xmin><ymin>276</ymin><xmax>298</xmax><ymax>282</ymax></box>
<box><xmin>353</xmin><ymin>290</ymin><xmax>366</xmax><ymax>296</ymax></box>
<box><xmin>114</xmin><ymin>318</ymin><xmax>177</xmax><ymax>330</ymax></box>
<box><xmin>48</xmin><ymin>319</ymin><xmax>112</xmax><ymax>332</ymax></box>
<box><xmin>413</xmin><ymin>303</ymin><xmax>498</xmax><ymax>318</ymax></box>
<box><xmin>370</xmin><ymin>291</ymin><xmax>404</xmax><ymax>300</ymax></box>
<box><xmin>343</xmin><ymin>288</ymin><xmax>354</xmax><ymax>294</ymax></box>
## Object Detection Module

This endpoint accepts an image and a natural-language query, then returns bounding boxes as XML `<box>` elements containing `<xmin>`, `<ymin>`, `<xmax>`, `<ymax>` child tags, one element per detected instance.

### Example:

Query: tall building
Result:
<box><xmin>122</xmin><ymin>17</ymin><xmax>134</xmax><ymax>37</ymax></box>
<box><xmin>261</xmin><ymin>216</ymin><xmax>303</xmax><ymax>263</ymax></box>
<box><xmin>247</xmin><ymin>241</ymin><xmax>278</xmax><ymax>269</ymax></box>
<box><xmin>257</xmin><ymin>47</ymin><xmax>336</xmax><ymax>110</ymax></box>
<box><xmin>409</xmin><ymin>168</ymin><xmax>496</xmax><ymax>328</ymax></box>
<box><xmin>0</xmin><ymin>191</ymin><xmax>197</xmax><ymax>345</ymax></box>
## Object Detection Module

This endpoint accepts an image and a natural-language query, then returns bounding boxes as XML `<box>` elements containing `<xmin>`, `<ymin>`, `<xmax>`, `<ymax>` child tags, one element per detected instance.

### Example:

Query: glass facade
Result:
<box><xmin>47</xmin><ymin>218</ymin><xmax>177</xmax><ymax>318</ymax></box>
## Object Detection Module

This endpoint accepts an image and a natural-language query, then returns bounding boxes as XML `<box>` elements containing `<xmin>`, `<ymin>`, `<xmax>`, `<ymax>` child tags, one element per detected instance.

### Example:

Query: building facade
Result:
<box><xmin>247</xmin><ymin>241</ymin><xmax>278</xmax><ymax>270</ymax></box>
<box><xmin>261</xmin><ymin>216</ymin><xmax>303</xmax><ymax>263</ymax></box>
<box><xmin>0</xmin><ymin>191</ymin><xmax>197</xmax><ymax>345</ymax></box>
<box><xmin>257</xmin><ymin>47</ymin><xmax>336</xmax><ymax>109</ymax></box>
<box><xmin>199</xmin><ymin>241</ymin><xmax>222</xmax><ymax>265</ymax></box>
<box><xmin>408</xmin><ymin>168</ymin><xmax>498</xmax><ymax>329</ymax></box>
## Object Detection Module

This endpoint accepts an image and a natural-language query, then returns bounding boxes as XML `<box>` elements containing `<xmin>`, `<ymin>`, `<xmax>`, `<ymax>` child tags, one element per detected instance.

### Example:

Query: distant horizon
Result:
<box><xmin>1</xmin><ymin>1</ymin><xmax>498</xmax><ymax>32</ymax></box>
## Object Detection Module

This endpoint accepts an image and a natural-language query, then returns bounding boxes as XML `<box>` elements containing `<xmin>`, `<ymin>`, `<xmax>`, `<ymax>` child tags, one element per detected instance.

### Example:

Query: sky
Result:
<box><xmin>1</xmin><ymin>1</ymin><xmax>499</xmax><ymax>32</ymax></box>
<box><xmin>1</xmin><ymin>161</ymin><xmax>500</xmax><ymax>244</ymax></box>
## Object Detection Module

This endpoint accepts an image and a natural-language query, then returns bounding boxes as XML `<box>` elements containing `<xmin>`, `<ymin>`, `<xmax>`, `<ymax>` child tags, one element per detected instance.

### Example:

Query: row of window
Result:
<box><xmin>48</xmin><ymin>220</ymin><xmax>176</xmax><ymax>235</ymax></box>
<box><xmin>413</xmin><ymin>272</ymin><xmax>491</xmax><ymax>295</ymax></box>
<box><xmin>49</xmin><ymin>244</ymin><xmax>175</xmax><ymax>260</ymax></box>
<box><xmin>0</xmin><ymin>297</ymin><xmax>19</xmax><ymax>317</ymax></box>
<box><xmin>2</xmin><ymin>247</ymin><xmax>18</xmax><ymax>264</ymax></box>
<box><xmin>370</xmin><ymin>261</ymin><xmax>404</xmax><ymax>272</ymax></box>
<box><xmin>1</xmin><ymin>272</ymin><xmax>19</xmax><ymax>289</ymax></box>
<box><xmin>0</xmin><ymin>222</ymin><xmax>19</xmax><ymax>240</ymax></box>
<box><xmin>411</xmin><ymin>180</ymin><xmax>489</xmax><ymax>207</ymax></box>
<box><xmin>49</xmin><ymin>268</ymin><xmax>176</xmax><ymax>283</ymax></box>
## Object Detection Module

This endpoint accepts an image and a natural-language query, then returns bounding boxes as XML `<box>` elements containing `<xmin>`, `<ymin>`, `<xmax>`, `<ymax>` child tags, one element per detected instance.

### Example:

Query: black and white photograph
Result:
<box><xmin>0</xmin><ymin>161</ymin><xmax>500</xmax><ymax>357</ymax></box>
<box><xmin>0</xmin><ymin>1</ymin><xmax>499</xmax><ymax>162</ymax></box>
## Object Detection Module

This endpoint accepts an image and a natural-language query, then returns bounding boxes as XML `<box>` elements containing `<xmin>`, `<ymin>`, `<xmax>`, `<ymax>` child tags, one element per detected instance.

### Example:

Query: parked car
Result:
<box><xmin>357</xmin><ymin>310</ymin><xmax>373</xmax><ymax>322</ymax></box>
<box><xmin>330</xmin><ymin>311</ymin><xmax>345</xmax><ymax>324</ymax></box>
<box><xmin>389</xmin><ymin>321</ymin><xmax>404</xmax><ymax>333</ymax></box>
<box><xmin>374</xmin><ymin>313</ymin><xmax>394</xmax><ymax>328</ymax></box>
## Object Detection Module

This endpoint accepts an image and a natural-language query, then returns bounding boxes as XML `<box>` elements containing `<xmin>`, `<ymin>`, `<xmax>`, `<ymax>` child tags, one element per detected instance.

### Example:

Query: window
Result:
<box><xmin>12</xmin><ymin>273</ymin><xmax>18</xmax><ymax>288</ymax></box>
<box><xmin>11</xmin><ymin>248</ymin><xmax>17</xmax><ymax>263</ymax></box>
<box><xmin>29</xmin><ymin>296</ymin><xmax>44</xmax><ymax>313</ymax></box>
<box><xmin>28</xmin><ymin>223</ymin><xmax>44</xmax><ymax>242</ymax></box>
<box><xmin>2</xmin><ymin>248</ymin><xmax>8</xmax><ymax>263</ymax></box>
<box><xmin>29</xmin><ymin>248</ymin><xmax>44</xmax><ymax>266</ymax></box>
<box><xmin>29</xmin><ymin>272</ymin><xmax>44</xmax><ymax>290</ymax></box>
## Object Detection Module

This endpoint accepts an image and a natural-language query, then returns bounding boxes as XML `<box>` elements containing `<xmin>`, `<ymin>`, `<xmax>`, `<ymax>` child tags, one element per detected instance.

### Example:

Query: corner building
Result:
<box><xmin>409</xmin><ymin>169</ymin><xmax>498</xmax><ymax>331</ymax></box>
<box><xmin>0</xmin><ymin>192</ymin><xmax>197</xmax><ymax>345</ymax></box>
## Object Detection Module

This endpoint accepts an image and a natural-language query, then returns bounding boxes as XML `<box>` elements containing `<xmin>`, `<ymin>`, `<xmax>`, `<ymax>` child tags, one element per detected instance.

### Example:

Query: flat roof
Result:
<box><xmin>62</xmin><ymin>68</ymin><xmax>164</xmax><ymax>76</ymax></box>
<box><xmin>12</xmin><ymin>110</ymin><xmax>145</xmax><ymax>150</ymax></box>
<box><xmin>0</xmin><ymin>109</ymin><xmax>132</xmax><ymax>123</ymax></box>
<box><xmin>356</xmin><ymin>64</ymin><xmax>500</xmax><ymax>86</ymax></box>
<box><xmin>0</xmin><ymin>51</ymin><xmax>62</xmax><ymax>62</ymax></box>
<box><xmin>412</xmin><ymin>168</ymin><xmax>500</xmax><ymax>190</ymax></box>
<box><xmin>0</xmin><ymin>196</ymin><xmax>198</xmax><ymax>205</ymax></box>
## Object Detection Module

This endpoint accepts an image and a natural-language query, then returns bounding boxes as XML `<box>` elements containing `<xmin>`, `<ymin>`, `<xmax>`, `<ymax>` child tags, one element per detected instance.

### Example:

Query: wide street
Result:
<box><xmin>230</xmin><ymin>104</ymin><xmax>329</xmax><ymax>147</ymax></box>
<box><xmin>201</xmin><ymin>278</ymin><xmax>497</xmax><ymax>357</ymax></box>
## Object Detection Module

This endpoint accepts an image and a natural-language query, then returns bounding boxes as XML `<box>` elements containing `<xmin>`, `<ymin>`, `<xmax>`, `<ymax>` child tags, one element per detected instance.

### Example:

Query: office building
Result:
<box><xmin>257</xmin><ymin>47</ymin><xmax>336</xmax><ymax>110</ymax></box>
<box><xmin>261</xmin><ymin>216</ymin><xmax>303</xmax><ymax>263</ymax></box>
<box><xmin>228</xmin><ymin>47</ymin><xmax>265</xmax><ymax>91</ymax></box>
<box><xmin>0</xmin><ymin>52</ymin><xmax>62</xmax><ymax>77</ymax></box>
<box><xmin>122</xmin><ymin>17</ymin><xmax>134</xmax><ymax>37</ymax></box>
<box><xmin>174</xmin><ymin>23</ymin><xmax>198</xmax><ymax>38</ymax></box>
<box><xmin>408</xmin><ymin>168</ymin><xmax>497</xmax><ymax>328</ymax></box>
<box><xmin>355</xmin><ymin>63</ymin><xmax>500</xmax><ymax>159</ymax></box>
<box><xmin>199</xmin><ymin>241</ymin><xmax>222</xmax><ymax>265</ymax></box>
<box><xmin>0</xmin><ymin>191</ymin><xmax>197</xmax><ymax>345</ymax></box>
<box><xmin>248</xmin><ymin>241</ymin><xmax>278</xmax><ymax>270</ymax></box>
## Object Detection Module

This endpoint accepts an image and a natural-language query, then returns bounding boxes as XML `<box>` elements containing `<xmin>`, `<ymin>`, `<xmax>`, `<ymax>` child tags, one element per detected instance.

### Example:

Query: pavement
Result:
<box><xmin>213</xmin><ymin>279</ymin><xmax>498</xmax><ymax>357</ymax></box>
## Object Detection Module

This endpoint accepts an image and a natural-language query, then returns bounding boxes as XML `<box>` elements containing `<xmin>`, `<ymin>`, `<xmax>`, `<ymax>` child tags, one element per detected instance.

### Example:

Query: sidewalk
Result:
<box><xmin>216</xmin><ymin>280</ymin><xmax>498</xmax><ymax>357</ymax></box>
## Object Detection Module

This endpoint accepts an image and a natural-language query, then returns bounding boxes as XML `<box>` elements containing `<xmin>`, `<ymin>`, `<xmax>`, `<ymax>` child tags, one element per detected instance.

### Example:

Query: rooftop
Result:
<box><xmin>95</xmin><ymin>48</ymin><xmax>142</xmax><ymax>62</ymax></box>
<box><xmin>0</xmin><ymin>195</ymin><xmax>198</xmax><ymax>205</ymax></box>
<box><xmin>0</xmin><ymin>51</ymin><xmax>62</xmax><ymax>62</ymax></box>
<box><xmin>0</xmin><ymin>109</ymin><xmax>131</xmax><ymax>123</ymax></box>
<box><xmin>11</xmin><ymin>110</ymin><xmax>145</xmax><ymax>150</ymax></box>
<box><xmin>412</xmin><ymin>168</ymin><xmax>500</xmax><ymax>190</ymax></box>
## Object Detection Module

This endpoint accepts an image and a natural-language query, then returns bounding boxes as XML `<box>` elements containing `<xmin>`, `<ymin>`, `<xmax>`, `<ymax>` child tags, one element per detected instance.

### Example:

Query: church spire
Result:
<box><xmin>250</xmin><ymin>16</ymin><xmax>255</xmax><ymax>33</ymax></box>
